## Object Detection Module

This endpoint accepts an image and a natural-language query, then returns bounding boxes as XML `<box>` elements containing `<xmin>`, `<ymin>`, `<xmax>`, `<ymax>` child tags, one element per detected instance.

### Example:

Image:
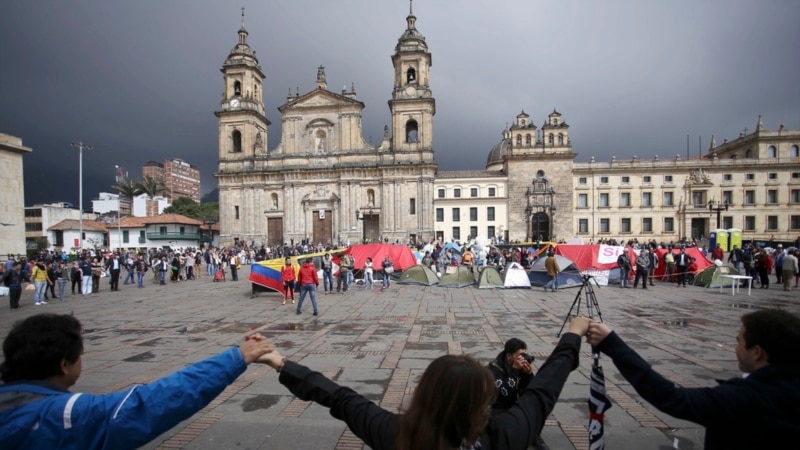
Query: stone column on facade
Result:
<box><xmin>525</xmin><ymin>210</ymin><xmax>532</xmax><ymax>242</ymax></box>
<box><xmin>339</xmin><ymin>181</ymin><xmax>348</xmax><ymax>243</ymax></box>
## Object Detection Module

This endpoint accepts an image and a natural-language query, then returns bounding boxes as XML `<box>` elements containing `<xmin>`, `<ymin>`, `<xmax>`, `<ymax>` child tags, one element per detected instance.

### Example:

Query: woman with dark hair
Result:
<box><xmin>259</xmin><ymin>317</ymin><xmax>591</xmax><ymax>450</ymax></box>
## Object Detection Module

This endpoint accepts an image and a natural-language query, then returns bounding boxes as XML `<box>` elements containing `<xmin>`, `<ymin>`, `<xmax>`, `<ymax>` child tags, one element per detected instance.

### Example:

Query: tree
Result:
<box><xmin>111</xmin><ymin>177</ymin><xmax>139</xmax><ymax>216</ymax></box>
<box><xmin>136</xmin><ymin>176</ymin><xmax>168</xmax><ymax>199</ymax></box>
<box><xmin>112</xmin><ymin>177</ymin><xmax>139</xmax><ymax>199</ymax></box>
<box><xmin>162</xmin><ymin>197</ymin><xmax>219</xmax><ymax>222</ymax></box>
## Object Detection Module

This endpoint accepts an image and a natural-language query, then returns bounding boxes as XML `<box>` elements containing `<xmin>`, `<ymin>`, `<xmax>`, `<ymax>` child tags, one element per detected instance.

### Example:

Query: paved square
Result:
<box><xmin>1</xmin><ymin>267</ymin><xmax>797</xmax><ymax>449</ymax></box>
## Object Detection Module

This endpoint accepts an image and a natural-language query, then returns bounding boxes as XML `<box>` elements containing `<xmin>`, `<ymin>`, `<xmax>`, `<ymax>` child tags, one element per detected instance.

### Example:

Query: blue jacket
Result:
<box><xmin>0</xmin><ymin>347</ymin><xmax>248</xmax><ymax>449</ymax></box>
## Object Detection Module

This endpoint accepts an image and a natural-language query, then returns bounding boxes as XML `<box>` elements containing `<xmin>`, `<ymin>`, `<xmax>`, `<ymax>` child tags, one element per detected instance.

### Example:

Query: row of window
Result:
<box><xmin>435</xmin><ymin>207</ymin><xmax>496</xmax><ymax>222</ymax></box>
<box><xmin>578</xmin><ymin>188</ymin><xmax>800</xmax><ymax>208</ymax></box>
<box><xmin>738</xmin><ymin>145</ymin><xmax>800</xmax><ymax>158</ymax></box>
<box><xmin>579</xmin><ymin>171</ymin><xmax>800</xmax><ymax>185</ymax></box>
<box><xmin>578</xmin><ymin>215</ymin><xmax>800</xmax><ymax>234</ymax></box>
<box><xmin>444</xmin><ymin>226</ymin><xmax>497</xmax><ymax>241</ymax></box>
<box><xmin>437</xmin><ymin>187</ymin><xmax>497</xmax><ymax>199</ymax></box>
<box><xmin>512</xmin><ymin>133</ymin><xmax>565</xmax><ymax>146</ymax></box>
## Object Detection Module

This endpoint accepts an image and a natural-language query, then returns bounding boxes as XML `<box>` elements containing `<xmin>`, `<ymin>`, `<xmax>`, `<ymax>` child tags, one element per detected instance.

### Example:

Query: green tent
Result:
<box><xmin>438</xmin><ymin>265</ymin><xmax>476</xmax><ymax>288</ymax></box>
<box><xmin>477</xmin><ymin>266</ymin><xmax>504</xmax><ymax>289</ymax></box>
<box><xmin>694</xmin><ymin>263</ymin><xmax>741</xmax><ymax>288</ymax></box>
<box><xmin>397</xmin><ymin>264</ymin><xmax>439</xmax><ymax>286</ymax></box>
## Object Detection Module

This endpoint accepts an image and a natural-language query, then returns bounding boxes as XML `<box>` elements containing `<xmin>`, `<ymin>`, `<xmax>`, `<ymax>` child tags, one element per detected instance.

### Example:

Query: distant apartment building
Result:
<box><xmin>142</xmin><ymin>158</ymin><xmax>201</xmax><ymax>202</ymax></box>
<box><xmin>0</xmin><ymin>133</ymin><xmax>31</xmax><ymax>256</ymax></box>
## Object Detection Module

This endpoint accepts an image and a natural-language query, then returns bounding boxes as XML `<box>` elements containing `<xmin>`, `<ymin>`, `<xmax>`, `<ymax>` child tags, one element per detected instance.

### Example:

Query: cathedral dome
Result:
<box><xmin>486</xmin><ymin>135</ymin><xmax>511</xmax><ymax>170</ymax></box>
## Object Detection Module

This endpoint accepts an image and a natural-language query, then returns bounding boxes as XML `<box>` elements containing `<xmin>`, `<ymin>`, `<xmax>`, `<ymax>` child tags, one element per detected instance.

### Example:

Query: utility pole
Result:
<box><xmin>70</xmin><ymin>141</ymin><xmax>93</xmax><ymax>252</ymax></box>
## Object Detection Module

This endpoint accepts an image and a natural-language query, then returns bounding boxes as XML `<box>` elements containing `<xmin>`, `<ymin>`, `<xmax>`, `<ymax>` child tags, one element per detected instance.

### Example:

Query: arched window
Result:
<box><xmin>792</xmin><ymin>145</ymin><xmax>800</xmax><ymax>157</ymax></box>
<box><xmin>516</xmin><ymin>135</ymin><xmax>522</xmax><ymax>146</ymax></box>
<box><xmin>406</xmin><ymin>68</ymin><xmax>417</xmax><ymax>84</ymax></box>
<box><xmin>767</xmin><ymin>145</ymin><xmax>777</xmax><ymax>158</ymax></box>
<box><xmin>525</xmin><ymin>134</ymin><xmax>531</xmax><ymax>146</ymax></box>
<box><xmin>558</xmin><ymin>133</ymin><xmax>564</xmax><ymax>145</ymax></box>
<box><xmin>405</xmin><ymin>120</ymin><xmax>418</xmax><ymax>143</ymax></box>
<box><xmin>745</xmin><ymin>149</ymin><xmax>753</xmax><ymax>158</ymax></box>
<box><xmin>548</xmin><ymin>134</ymin><xmax>554</xmax><ymax>145</ymax></box>
<box><xmin>234</xmin><ymin>81</ymin><xmax>241</xmax><ymax>96</ymax></box>
<box><xmin>232</xmin><ymin>130</ymin><xmax>242</xmax><ymax>153</ymax></box>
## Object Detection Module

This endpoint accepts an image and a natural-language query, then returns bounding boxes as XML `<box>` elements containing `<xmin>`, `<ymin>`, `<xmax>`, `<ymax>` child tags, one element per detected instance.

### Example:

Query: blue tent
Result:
<box><xmin>528</xmin><ymin>254</ymin><xmax>584</xmax><ymax>289</ymax></box>
<box><xmin>438</xmin><ymin>242</ymin><xmax>463</xmax><ymax>263</ymax></box>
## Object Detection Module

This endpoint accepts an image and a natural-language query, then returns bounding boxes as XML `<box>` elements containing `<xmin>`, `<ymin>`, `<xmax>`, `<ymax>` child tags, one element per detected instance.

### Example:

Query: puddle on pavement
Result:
<box><xmin>124</xmin><ymin>351</ymin><xmax>155</xmax><ymax>362</ymax></box>
<box><xmin>264</xmin><ymin>322</ymin><xmax>325</xmax><ymax>331</ymax></box>
<box><xmin>84</xmin><ymin>334</ymin><xmax>107</xmax><ymax>341</ymax></box>
<box><xmin>730</xmin><ymin>303</ymin><xmax>761</xmax><ymax>309</ymax></box>
<box><xmin>241</xmin><ymin>395</ymin><xmax>280</xmax><ymax>412</ymax></box>
<box><xmin>403</xmin><ymin>342</ymin><xmax>447</xmax><ymax>351</ymax></box>
<box><xmin>662</xmin><ymin>318</ymin><xmax>710</xmax><ymax>326</ymax></box>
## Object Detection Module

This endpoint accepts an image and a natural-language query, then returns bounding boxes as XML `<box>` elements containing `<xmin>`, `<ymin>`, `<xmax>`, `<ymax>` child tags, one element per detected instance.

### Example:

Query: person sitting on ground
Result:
<box><xmin>0</xmin><ymin>313</ymin><xmax>274</xmax><ymax>449</ymax></box>
<box><xmin>586</xmin><ymin>309</ymin><xmax>800</xmax><ymax>449</ymax></box>
<box><xmin>258</xmin><ymin>317</ymin><xmax>591</xmax><ymax>450</ymax></box>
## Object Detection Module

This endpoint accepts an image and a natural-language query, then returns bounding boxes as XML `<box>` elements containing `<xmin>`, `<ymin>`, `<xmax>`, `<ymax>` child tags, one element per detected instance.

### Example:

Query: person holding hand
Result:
<box><xmin>585</xmin><ymin>309</ymin><xmax>800</xmax><ymax>449</ymax></box>
<box><xmin>259</xmin><ymin>316</ymin><xmax>591</xmax><ymax>450</ymax></box>
<box><xmin>0</xmin><ymin>313</ymin><xmax>275</xmax><ymax>449</ymax></box>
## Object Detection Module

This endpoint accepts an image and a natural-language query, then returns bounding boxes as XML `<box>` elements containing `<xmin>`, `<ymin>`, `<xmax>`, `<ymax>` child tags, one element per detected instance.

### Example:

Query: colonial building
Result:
<box><xmin>215</xmin><ymin>8</ymin><xmax>436</xmax><ymax>247</ymax></box>
<box><xmin>215</xmin><ymin>6</ymin><xmax>800</xmax><ymax>248</ymax></box>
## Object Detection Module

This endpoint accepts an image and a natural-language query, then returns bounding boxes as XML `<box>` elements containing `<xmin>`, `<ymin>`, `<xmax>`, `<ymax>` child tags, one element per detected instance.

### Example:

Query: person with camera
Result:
<box><xmin>488</xmin><ymin>337</ymin><xmax>550</xmax><ymax>449</ymax></box>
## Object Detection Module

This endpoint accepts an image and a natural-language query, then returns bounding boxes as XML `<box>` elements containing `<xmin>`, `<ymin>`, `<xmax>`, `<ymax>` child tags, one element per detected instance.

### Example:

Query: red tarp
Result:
<box><xmin>652</xmin><ymin>247</ymin><xmax>713</xmax><ymax>278</ymax></box>
<box><xmin>344</xmin><ymin>244</ymin><xmax>418</xmax><ymax>272</ymax></box>
<box><xmin>552</xmin><ymin>244</ymin><xmax>632</xmax><ymax>271</ymax></box>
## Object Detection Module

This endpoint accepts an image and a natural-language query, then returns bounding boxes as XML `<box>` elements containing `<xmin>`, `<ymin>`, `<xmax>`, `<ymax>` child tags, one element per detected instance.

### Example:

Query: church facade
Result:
<box><xmin>215</xmin><ymin>11</ymin><xmax>435</xmax><ymax>247</ymax></box>
<box><xmin>215</xmin><ymin>8</ymin><xmax>800</xmax><ymax>248</ymax></box>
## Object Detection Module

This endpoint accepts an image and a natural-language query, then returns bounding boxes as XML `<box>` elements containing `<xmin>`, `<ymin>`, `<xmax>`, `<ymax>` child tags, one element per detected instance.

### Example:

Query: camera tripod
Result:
<box><xmin>557</xmin><ymin>274</ymin><xmax>604</xmax><ymax>337</ymax></box>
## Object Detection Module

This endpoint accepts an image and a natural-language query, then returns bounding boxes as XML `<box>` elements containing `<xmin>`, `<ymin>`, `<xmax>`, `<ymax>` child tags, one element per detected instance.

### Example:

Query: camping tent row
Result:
<box><xmin>251</xmin><ymin>244</ymin><xmax>722</xmax><ymax>294</ymax></box>
<box><xmin>398</xmin><ymin>263</ymin><xmax>534</xmax><ymax>289</ymax></box>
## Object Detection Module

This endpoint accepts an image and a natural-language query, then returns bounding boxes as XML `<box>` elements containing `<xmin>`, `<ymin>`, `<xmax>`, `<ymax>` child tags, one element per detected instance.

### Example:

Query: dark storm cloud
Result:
<box><xmin>2</xmin><ymin>0</ymin><xmax>798</xmax><ymax>208</ymax></box>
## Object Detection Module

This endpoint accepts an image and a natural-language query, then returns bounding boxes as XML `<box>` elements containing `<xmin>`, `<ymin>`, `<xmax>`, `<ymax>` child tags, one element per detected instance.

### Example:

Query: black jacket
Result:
<box><xmin>278</xmin><ymin>333</ymin><xmax>582</xmax><ymax>450</ymax></box>
<box><xmin>597</xmin><ymin>331</ymin><xmax>800</xmax><ymax>449</ymax></box>
<box><xmin>3</xmin><ymin>269</ymin><xmax>26</xmax><ymax>287</ymax></box>
<box><xmin>488</xmin><ymin>351</ymin><xmax>534</xmax><ymax>410</ymax></box>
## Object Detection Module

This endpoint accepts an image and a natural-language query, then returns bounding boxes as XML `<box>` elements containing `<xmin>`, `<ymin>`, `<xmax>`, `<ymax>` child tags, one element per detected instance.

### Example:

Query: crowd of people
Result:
<box><xmin>4</xmin><ymin>236</ymin><xmax>799</xmax><ymax>312</ymax></box>
<box><xmin>1</xmin><ymin>246</ymin><xmax>252</xmax><ymax>310</ymax></box>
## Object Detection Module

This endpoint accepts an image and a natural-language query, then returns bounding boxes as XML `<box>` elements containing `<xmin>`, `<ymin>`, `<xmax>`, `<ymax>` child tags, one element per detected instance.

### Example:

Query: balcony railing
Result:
<box><xmin>146</xmin><ymin>232</ymin><xmax>201</xmax><ymax>240</ymax></box>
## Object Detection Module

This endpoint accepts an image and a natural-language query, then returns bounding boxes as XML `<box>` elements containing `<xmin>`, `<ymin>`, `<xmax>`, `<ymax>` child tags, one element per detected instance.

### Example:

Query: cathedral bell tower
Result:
<box><xmin>388</xmin><ymin>1</ymin><xmax>435</xmax><ymax>151</ymax></box>
<box><xmin>215</xmin><ymin>9</ymin><xmax>270</xmax><ymax>164</ymax></box>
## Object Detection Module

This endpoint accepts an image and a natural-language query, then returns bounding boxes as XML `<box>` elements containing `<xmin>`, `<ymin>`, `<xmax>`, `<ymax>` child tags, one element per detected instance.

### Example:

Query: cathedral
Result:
<box><xmin>215</xmin><ymin>7</ymin><xmax>435</xmax><ymax>247</ymax></box>
<box><xmin>216</xmin><ymin>6</ymin><xmax>800</xmax><ymax>248</ymax></box>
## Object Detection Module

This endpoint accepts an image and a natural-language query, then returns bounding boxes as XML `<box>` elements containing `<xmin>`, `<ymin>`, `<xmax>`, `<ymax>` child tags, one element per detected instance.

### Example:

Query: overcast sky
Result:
<box><xmin>2</xmin><ymin>0</ymin><xmax>798</xmax><ymax>208</ymax></box>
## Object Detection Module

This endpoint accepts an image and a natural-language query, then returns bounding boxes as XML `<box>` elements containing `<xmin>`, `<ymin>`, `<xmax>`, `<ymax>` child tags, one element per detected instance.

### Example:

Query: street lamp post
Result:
<box><xmin>115</xmin><ymin>165</ymin><xmax>122</xmax><ymax>252</ymax></box>
<box><xmin>708</xmin><ymin>199</ymin><xmax>729</xmax><ymax>229</ymax></box>
<box><xmin>70</xmin><ymin>141</ymin><xmax>93</xmax><ymax>252</ymax></box>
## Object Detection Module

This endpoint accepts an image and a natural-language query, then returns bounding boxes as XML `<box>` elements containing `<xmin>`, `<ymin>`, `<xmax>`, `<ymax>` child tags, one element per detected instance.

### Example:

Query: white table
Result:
<box><xmin>720</xmin><ymin>274</ymin><xmax>752</xmax><ymax>296</ymax></box>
